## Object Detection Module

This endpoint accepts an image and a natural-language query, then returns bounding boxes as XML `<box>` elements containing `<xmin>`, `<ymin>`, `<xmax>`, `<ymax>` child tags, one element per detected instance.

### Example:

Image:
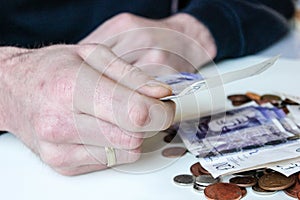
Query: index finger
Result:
<box><xmin>77</xmin><ymin>44</ymin><xmax>172</xmax><ymax>98</ymax></box>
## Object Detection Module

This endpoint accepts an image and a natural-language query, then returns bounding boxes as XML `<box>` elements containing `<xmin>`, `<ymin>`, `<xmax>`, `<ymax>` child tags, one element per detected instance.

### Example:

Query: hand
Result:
<box><xmin>0</xmin><ymin>44</ymin><xmax>175</xmax><ymax>175</ymax></box>
<box><xmin>80</xmin><ymin>13</ymin><xmax>217</xmax><ymax>76</ymax></box>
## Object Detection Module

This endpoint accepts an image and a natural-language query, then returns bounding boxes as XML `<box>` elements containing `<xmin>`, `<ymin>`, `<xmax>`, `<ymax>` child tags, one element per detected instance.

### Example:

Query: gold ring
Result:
<box><xmin>105</xmin><ymin>147</ymin><xmax>116</xmax><ymax>167</ymax></box>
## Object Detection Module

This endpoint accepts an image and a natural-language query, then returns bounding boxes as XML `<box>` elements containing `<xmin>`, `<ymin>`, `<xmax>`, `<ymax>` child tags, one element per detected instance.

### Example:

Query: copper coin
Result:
<box><xmin>162</xmin><ymin>147</ymin><xmax>187</xmax><ymax>158</ymax></box>
<box><xmin>231</xmin><ymin>101</ymin><xmax>249</xmax><ymax>107</ymax></box>
<box><xmin>204</xmin><ymin>183</ymin><xmax>242</xmax><ymax>200</ymax></box>
<box><xmin>239</xmin><ymin>187</ymin><xmax>247</xmax><ymax>198</ymax></box>
<box><xmin>163</xmin><ymin>134</ymin><xmax>182</xmax><ymax>144</ymax></box>
<box><xmin>163</xmin><ymin>134</ymin><xmax>175</xmax><ymax>143</ymax></box>
<box><xmin>227</xmin><ymin>94</ymin><xmax>250</xmax><ymax>102</ymax></box>
<box><xmin>229</xmin><ymin>176</ymin><xmax>257</xmax><ymax>187</ymax></box>
<box><xmin>282</xmin><ymin>98</ymin><xmax>299</xmax><ymax>106</ymax></box>
<box><xmin>233</xmin><ymin>170</ymin><xmax>257</xmax><ymax>177</ymax></box>
<box><xmin>245</xmin><ymin>92</ymin><xmax>261</xmax><ymax>102</ymax></box>
<box><xmin>284</xmin><ymin>177</ymin><xmax>300</xmax><ymax>198</ymax></box>
<box><xmin>190</xmin><ymin>162</ymin><xmax>204</xmax><ymax>177</ymax></box>
<box><xmin>251</xmin><ymin>184</ymin><xmax>277</xmax><ymax>195</ymax></box>
<box><xmin>258</xmin><ymin>172</ymin><xmax>296</xmax><ymax>191</ymax></box>
<box><xmin>261</xmin><ymin>94</ymin><xmax>282</xmax><ymax>104</ymax></box>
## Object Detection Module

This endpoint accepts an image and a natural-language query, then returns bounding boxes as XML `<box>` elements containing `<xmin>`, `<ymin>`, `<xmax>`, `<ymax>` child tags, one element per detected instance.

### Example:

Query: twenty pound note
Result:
<box><xmin>158</xmin><ymin>56</ymin><xmax>279</xmax><ymax>101</ymax></box>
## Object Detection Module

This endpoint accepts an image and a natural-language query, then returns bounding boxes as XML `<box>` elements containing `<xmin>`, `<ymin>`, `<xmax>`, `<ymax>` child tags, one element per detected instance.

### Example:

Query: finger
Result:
<box><xmin>73</xmin><ymin>63</ymin><xmax>175</xmax><ymax>132</ymax></box>
<box><xmin>39</xmin><ymin>142</ymin><xmax>141</xmax><ymax>169</ymax></box>
<box><xmin>77</xmin><ymin>44</ymin><xmax>172</xmax><ymax>98</ymax></box>
<box><xmin>38</xmin><ymin>113</ymin><xmax>144</xmax><ymax>149</ymax></box>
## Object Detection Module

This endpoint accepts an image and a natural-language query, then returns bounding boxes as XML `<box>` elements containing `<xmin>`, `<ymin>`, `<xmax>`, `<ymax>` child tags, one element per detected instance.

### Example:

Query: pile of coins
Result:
<box><xmin>227</xmin><ymin>92</ymin><xmax>299</xmax><ymax>113</ymax></box>
<box><xmin>173</xmin><ymin>162</ymin><xmax>300</xmax><ymax>199</ymax></box>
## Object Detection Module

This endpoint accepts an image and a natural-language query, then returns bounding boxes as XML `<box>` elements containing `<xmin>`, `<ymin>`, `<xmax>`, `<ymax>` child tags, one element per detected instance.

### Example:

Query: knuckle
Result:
<box><xmin>115</xmin><ymin>12</ymin><xmax>135</xmax><ymax>24</ymax></box>
<box><xmin>35</xmin><ymin>114</ymin><xmax>73</xmax><ymax>143</ymax></box>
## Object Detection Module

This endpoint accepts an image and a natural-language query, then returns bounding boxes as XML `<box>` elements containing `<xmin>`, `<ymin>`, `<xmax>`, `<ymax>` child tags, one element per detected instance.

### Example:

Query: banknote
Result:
<box><xmin>159</xmin><ymin>56</ymin><xmax>279</xmax><ymax>101</ymax></box>
<box><xmin>178</xmin><ymin>106</ymin><xmax>295</xmax><ymax>157</ymax></box>
<box><xmin>287</xmin><ymin>105</ymin><xmax>300</xmax><ymax>127</ymax></box>
<box><xmin>175</xmin><ymin>105</ymin><xmax>300</xmax><ymax>177</ymax></box>
<box><xmin>268</xmin><ymin>157</ymin><xmax>300</xmax><ymax>177</ymax></box>
<box><xmin>198</xmin><ymin>140</ymin><xmax>300</xmax><ymax>178</ymax></box>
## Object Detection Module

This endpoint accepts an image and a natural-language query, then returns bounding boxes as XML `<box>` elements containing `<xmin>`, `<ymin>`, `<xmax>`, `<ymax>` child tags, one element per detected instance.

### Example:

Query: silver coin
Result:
<box><xmin>193</xmin><ymin>183</ymin><xmax>206</xmax><ymax>192</ymax></box>
<box><xmin>195</xmin><ymin>175</ymin><xmax>220</xmax><ymax>187</ymax></box>
<box><xmin>173</xmin><ymin>174</ymin><xmax>194</xmax><ymax>186</ymax></box>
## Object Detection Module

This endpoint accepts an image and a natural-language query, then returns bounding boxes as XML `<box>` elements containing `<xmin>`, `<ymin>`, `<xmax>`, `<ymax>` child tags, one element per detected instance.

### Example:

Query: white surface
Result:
<box><xmin>1</xmin><ymin>31</ymin><xmax>300</xmax><ymax>200</ymax></box>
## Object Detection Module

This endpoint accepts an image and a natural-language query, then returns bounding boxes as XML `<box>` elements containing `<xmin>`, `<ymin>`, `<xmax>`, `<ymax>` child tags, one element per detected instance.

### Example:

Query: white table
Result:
<box><xmin>1</xmin><ymin>31</ymin><xmax>300</xmax><ymax>200</ymax></box>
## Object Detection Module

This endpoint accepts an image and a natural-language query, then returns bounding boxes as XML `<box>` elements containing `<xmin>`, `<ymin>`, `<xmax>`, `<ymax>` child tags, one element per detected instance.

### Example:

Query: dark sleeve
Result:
<box><xmin>180</xmin><ymin>0</ymin><xmax>295</xmax><ymax>61</ymax></box>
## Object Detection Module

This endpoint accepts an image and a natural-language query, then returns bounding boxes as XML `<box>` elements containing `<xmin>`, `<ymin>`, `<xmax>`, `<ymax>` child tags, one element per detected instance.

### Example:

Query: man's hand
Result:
<box><xmin>0</xmin><ymin>44</ymin><xmax>175</xmax><ymax>175</ymax></box>
<box><xmin>80</xmin><ymin>13</ymin><xmax>217</xmax><ymax>76</ymax></box>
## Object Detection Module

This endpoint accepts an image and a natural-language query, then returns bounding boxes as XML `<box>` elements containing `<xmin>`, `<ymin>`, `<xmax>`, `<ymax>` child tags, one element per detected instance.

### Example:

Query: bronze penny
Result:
<box><xmin>227</xmin><ymin>94</ymin><xmax>250</xmax><ymax>102</ymax></box>
<box><xmin>231</xmin><ymin>101</ymin><xmax>249</xmax><ymax>107</ymax></box>
<box><xmin>161</xmin><ymin>147</ymin><xmax>187</xmax><ymax>158</ymax></box>
<box><xmin>282</xmin><ymin>98</ymin><xmax>299</xmax><ymax>106</ymax></box>
<box><xmin>251</xmin><ymin>184</ymin><xmax>277</xmax><ymax>195</ymax></box>
<box><xmin>245</xmin><ymin>92</ymin><xmax>261</xmax><ymax>102</ymax></box>
<box><xmin>163</xmin><ymin>134</ymin><xmax>175</xmax><ymax>143</ymax></box>
<box><xmin>258</xmin><ymin>172</ymin><xmax>296</xmax><ymax>191</ymax></box>
<box><xmin>261</xmin><ymin>94</ymin><xmax>282</xmax><ymax>104</ymax></box>
<box><xmin>204</xmin><ymin>183</ymin><xmax>242</xmax><ymax>200</ymax></box>
<box><xmin>190</xmin><ymin>162</ymin><xmax>204</xmax><ymax>177</ymax></box>
<box><xmin>229</xmin><ymin>176</ymin><xmax>257</xmax><ymax>187</ymax></box>
<box><xmin>163</xmin><ymin>134</ymin><xmax>182</xmax><ymax>144</ymax></box>
<box><xmin>284</xmin><ymin>177</ymin><xmax>300</xmax><ymax>198</ymax></box>
<box><xmin>239</xmin><ymin>187</ymin><xmax>247</xmax><ymax>198</ymax></box>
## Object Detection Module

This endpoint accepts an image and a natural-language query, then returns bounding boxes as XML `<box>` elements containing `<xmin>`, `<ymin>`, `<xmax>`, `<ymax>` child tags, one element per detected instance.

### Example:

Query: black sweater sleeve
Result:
<box><xmin>180</xmin><ymin>0</ymin><xmax>295</xmax><ymax>61</ymax></box>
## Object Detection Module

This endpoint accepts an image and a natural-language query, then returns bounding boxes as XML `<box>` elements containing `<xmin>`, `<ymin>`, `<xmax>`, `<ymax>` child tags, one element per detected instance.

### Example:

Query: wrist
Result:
<box><xmin>163</xmin><ymin>13</ymin><xmax>217</xmax><ymax>59</ymax></box>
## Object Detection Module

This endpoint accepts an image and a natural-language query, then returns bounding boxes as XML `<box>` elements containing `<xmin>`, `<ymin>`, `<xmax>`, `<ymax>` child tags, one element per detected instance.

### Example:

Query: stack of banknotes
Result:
<box><xmin>158</xmin><ymin>56</ymin><xmax>300</xmax><ymax>178</ymax></box>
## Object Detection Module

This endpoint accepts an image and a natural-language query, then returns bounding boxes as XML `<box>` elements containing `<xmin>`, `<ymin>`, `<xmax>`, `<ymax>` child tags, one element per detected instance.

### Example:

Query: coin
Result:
<box><xmin>227</xmin><ymin>94</ymin><xmax>251</xmax><ymax>102</ymax></box>
<box><xmin>258</xmin><ymin>172</ymin><xmax>296</xmax><ymax>191</ymax></box>
<box><xmin>229</xmin><ymin>176</ymin><xmax>257</xmax><ymax>187</ymax></box>
<box><xmin>282</xmin><ymin>98</ymin><xmax>299</xmax><ymax>106</ymax></box>
<box><xmin>284</xmin><ymin>177</ymin><xmax>300</xmax><ymax>198</ymax></box>
<box><xmin>261</xmin><ymin>94</ymin><xmax>282</xmax><ymax>104</ymax></box>
<box><xmin>251</xmin><ymin>184</ymin><xmax>277</xmax><ymax>195</ymax></box>
<box><xmin>195</xmin><ymin>175</ymin><xmax>220</xmax><ymax>187</ymax></box>
<box><xmin>232</xmin><ymin>101</ymin><xmax>249</xmax><ymax>107</ymax></box>
<box><xmin>173</xmin><ymin>174</ymin><xmax>194</xmax><ymax>186</ymax></box>
<box><xmin>239</xmin><ymin>187</ymin><xmax>247</xmax><ymax>198</ymax></box>
<box><xmin>162</xmin><ymin>147</ymin><xmax>187</xmax><ymax>158</ymax></box>
<box><xmin>233</xmin><ymin>170</ymin><xmax>257</xmax><ymax>177</ymax></box>
<box><xmin>245</xmin><ymin>92</ymin><xmax>261</xmax><ymax>102</ymax></box>
<box><xmin>193</xmin><ymin>182</ymin><xmax>205</xmax><ymax>192</ymax></box>
<box><xmin>163</xmin><ymin>134</ymin><xmax>175</xmax><ymax>143</ymax></box>
<box><xmin>204</xmin><ymin>183</ymin><xmax>242</xmax><ymax>200</ymax></box>
<box><xmin>163</xmin><ymin>134</ymin><xmax>182</xmax><ymax>144</ymax></box>
<box><xmin>190</xmin><ymin>162</ymin><xmax>204</xmax><ymax>177</ymax></box>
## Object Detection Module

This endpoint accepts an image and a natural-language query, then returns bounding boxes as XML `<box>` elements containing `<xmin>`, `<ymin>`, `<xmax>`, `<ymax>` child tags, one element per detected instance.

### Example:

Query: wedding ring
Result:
<box><xmin>105</xmin><ymin>147</ymin><xmax>116</xmax><ymax>167</ymax></box>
